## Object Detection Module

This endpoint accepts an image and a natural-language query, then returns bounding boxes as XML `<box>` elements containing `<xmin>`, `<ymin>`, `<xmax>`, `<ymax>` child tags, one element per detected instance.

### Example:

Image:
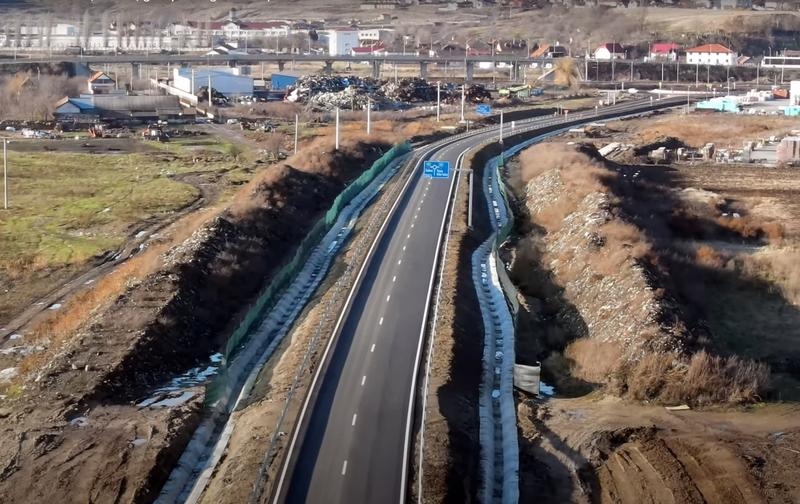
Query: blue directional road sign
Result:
<box><xmin>423</xmin><ymin>161</ymin><xmax>449</xmax><ymax>179</ymax></box>
<box><xmin>476</xmin><ymin>104</ymin><xmax>492</xmax><ymax>116</ymax></box>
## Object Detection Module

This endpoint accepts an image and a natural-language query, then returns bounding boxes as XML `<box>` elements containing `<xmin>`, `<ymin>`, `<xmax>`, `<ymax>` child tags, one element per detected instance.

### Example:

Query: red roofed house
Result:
<box><xmin>594</xmin><ymin>43</ymin><xmax>626</xmax><ymax>60</ymax></box>
<box><xmin>350</xmin><ymin>43</ymin><xmax>386</xmax><ymax>57</ymax></box>
<box><xmin>649</xmin><ymin>43</ymin><xmax>680</xmax><ymax>61</ymax></box>
<box><xmin>686</xmin><ymin>43</ymin><xmax>737</xmax><ymax>66</ymax></box>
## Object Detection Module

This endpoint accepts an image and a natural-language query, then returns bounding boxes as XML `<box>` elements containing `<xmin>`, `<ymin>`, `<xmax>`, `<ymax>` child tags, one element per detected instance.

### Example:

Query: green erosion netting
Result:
<box><xmin>207</xmin><ymin>141</ymin><xmax>410</xmax><ymax>405</ymax></box>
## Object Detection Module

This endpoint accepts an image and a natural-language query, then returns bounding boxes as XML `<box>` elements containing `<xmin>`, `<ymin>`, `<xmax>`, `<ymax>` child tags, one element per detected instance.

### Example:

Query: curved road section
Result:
<box><xmin>272</xmin><ymin>96</ymin><xmax>692</xmax><ymax>504</ymax></box>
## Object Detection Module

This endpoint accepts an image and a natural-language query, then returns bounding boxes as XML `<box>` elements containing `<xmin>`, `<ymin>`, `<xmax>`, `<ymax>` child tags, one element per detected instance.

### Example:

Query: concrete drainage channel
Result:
<box><xmin>157</xmin><ymin>152</ymin><xmax>410</xmax><ymax>504</ymax></box>
<box><xmin>472</xmin><ymin>153</ymin><xmax>519</xmax><ymax>504</ymax></box>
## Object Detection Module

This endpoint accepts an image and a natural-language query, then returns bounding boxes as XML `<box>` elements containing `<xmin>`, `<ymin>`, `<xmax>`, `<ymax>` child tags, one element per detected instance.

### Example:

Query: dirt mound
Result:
<box><xmin>0</xmin><ymin>139</ymin><xmax>392</xmax><ymax>502</ymax></box>
<box><xmin>518</xmin><ymin>396</ymin><xmax>800</xmax><ymax>504</ymax></box>
<box><xmin>509</xmin><ymin>142</ymin><xmax>769</xmax><ymax>406</ymax></box>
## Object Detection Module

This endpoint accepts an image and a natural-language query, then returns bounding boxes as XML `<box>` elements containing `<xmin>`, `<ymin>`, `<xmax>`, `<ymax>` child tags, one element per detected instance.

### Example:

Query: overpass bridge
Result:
<box><xmin>0</xmin><ymin>52</ymin><xmax>548</xmax><ymax>81</ymax></box>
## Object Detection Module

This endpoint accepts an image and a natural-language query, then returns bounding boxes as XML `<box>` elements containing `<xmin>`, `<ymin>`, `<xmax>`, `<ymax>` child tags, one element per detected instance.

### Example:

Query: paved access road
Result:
<box><xmin>274</xmin><ymin>96</ymin><xmax>692</xmax><ymax>504</ymax></box>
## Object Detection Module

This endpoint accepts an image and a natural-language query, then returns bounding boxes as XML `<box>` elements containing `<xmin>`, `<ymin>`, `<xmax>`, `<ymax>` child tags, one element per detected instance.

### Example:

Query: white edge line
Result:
<box><xmin>271</xmin><ymin>144</ymin><xmax>436</xmax><ymax>504</ymax></box>
<box><xmin>400</xmin><ymin>147</ymin><xmax>464</xmax><ymax>504</ymax></box>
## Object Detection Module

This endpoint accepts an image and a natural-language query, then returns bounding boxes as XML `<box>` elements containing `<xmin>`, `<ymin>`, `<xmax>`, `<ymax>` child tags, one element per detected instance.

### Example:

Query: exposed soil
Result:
<box><xmin>0</xmin><ymin>138</ymin><xmax>392</xmax><ymax>503</ymax></box>
<box><xmin>518</xmin><ymin>395</ymin><xmax>800</xmax><ymax>504</ymax></box>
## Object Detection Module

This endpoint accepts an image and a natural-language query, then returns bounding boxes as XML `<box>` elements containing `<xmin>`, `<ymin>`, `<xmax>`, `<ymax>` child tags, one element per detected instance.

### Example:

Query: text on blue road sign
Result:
<box><xmin>423</xmin><ymin>161</ymin><xmax>449</xmax><ymax>179</ymax></box>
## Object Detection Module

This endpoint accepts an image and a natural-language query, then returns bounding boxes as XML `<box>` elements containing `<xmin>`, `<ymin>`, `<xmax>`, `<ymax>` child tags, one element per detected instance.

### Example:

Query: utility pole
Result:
<box><xmin>294</xmin><ymin>113</ymin><xmax>299</xmax><ymax>155</ymax></box>
<box><xmin>499</xmin><ymin>110</ymin><xmax>504</xmax><ymax>145</ymax></box>
<box><xmin>3</xmin><ymin>139</ymin><xmax>7</xmax><ymax>210</ymax></box>
<box><xmin>335</xmin><ymin>107</ymin><xmax>340</xmax><ymax>150</ymax></box>
<box><xmin>460</xmin><ymin>84</ymin><xmax>466</xmax><ymax>123</ymax></box>
<box><xmin>366</xmin><ymin>97</ymin><xmax>371</xmax><ymax>135</ymax></box>
<box><xmin>436</xmin><ymin>81</ymin><xmax>441</xmax><ymax>122</ymax></box>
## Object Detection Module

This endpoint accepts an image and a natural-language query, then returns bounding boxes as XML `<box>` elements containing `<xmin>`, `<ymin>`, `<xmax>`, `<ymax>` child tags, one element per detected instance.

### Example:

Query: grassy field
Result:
<box><xmin>0</xmin><ymin>150</ymin><xmax>197</xmax><ymax>272</ymax></box>
<box><xmin>0</xmin><ymin>136</ymin><xmax>249</xmax><ymax>274</ymax></box>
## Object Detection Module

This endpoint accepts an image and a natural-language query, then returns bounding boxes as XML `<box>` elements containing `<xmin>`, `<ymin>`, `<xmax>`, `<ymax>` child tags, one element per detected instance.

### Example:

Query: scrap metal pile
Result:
<box><xmin>286</xmin><ymin>75</ymin><xmax>490</xmax><ymax>111</ymax></box>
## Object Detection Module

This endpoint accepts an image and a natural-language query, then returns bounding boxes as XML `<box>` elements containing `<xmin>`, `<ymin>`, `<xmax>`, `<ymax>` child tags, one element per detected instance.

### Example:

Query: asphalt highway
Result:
<box><xmin>274</xmin><ymin>96</ymin><xmax>692</xmax><ymax>504</ymax></box>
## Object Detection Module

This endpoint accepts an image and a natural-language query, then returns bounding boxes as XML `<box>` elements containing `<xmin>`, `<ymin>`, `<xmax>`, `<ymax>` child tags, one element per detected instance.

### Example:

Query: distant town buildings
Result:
<box><xmin>648</xmin><ymin>42</ymin><xmax>680</xmax><ymax>61</ymax></box>
<box><xmin>529</xmin><ymin>44</ymin><xmax>568</xmax><ymax>59</ymax></box>
<box><xmin>685</xmin><ymin>43</ymin><xmax>737</xmax><ymax>66</ymax></box>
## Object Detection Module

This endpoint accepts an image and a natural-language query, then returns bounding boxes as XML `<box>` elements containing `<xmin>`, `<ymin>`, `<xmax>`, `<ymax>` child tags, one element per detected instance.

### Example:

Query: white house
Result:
<box><xmin>594</xmin><ymin>43</ymin><xmax>626</xmax><ymax>60</ymax></box>
<box><xmin>87</xmin><ymin>71</ymin><xmax>118</xmax><ymax>94</ymax></box>
<box><xmin>328</xmin><ymin>29</ymin><xmax>359</xmax><ymax>56</ymax></box>
<box><xmin>685</xmin><ymin>43</ymin><xmax>737</xmax><ymax>66</ymax></box>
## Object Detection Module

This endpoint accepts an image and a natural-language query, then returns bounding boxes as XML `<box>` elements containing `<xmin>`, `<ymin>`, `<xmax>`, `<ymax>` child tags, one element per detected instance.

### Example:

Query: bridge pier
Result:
<box><xmin>323</xmin><ymin>61</ymin><xmax>333</xmax><ymax>76</ymax></box>
<box><xmin>512</xmin><ymin>62</ymin><xmax>522</xmax><ymax>82</ymax></box>
<box><xmin>278</xmin><ymin>60</ymin><xmax>285</xmax><ymax>72</ymax></box>
<box><xmin>419</xmin><ymin>61</ymin><xmax>428</xmax><ymax>79</ymax></box>
<box><xmin>465</xmin><ymin>61</ymin><xmax>474</xmax><ymax>82</ymax></box>
<box><xmin>371</xmin><ymin>60</ymin><xmax>382</xmax><ymax>79</ymax></box>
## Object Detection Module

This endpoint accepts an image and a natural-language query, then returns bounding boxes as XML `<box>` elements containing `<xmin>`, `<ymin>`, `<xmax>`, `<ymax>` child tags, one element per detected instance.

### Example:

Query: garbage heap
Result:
<box><xmin>197</xmin><ymin>86</ymin><xmax>229</xmax><ymax>106</ymax></box>
<box><xmin>286</xmin><ymin>75</ymin><xmax>490</xmax><ymax>111</ymax></box>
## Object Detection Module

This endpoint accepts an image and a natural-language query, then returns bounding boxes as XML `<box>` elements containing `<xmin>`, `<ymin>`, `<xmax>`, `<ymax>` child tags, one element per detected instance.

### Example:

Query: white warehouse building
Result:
<box><xmin>328</xmin><ymin>29</ymin><xmax>359</xmax><ymax>56</ymax></box>
<box><xmin>172</xmin><ymin>67</ymin><xmax>253</xmax><ymax>97</ymax></box>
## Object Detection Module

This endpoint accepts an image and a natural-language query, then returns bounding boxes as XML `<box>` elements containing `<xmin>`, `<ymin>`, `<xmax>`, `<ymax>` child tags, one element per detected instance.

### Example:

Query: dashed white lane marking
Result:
<box><xmin>411</xmin><ymin>223</ymin><xmax>415</xmax><ymax>228</ymax></box>
<box><xmin>407</xmin><ymin>234</ymin><xmax>411</xmax><ymax>239</ymax></box>
<box><xmin>371</xmin><ymin>343</ymin><xmax>376</xmax><ymax>352</ymax></box>
<box><xmin>352</xmin><ymin>414</ymin><xmax>358</xmax><ymax>426</ymax></box>
<box><xmin>386</xmin><ymin>295</ymin><xmax>391</xmax><ymax>302</ymax></box>
<box><xmin>403</xmin><ymin>245</ymin><xmax>406</xmax><ymax>251</ymax></box>
<box><xmin>361</xmin><ymin>375</ymin><xmax>366</xmax><ymax>386</ymax></box>
<box><xmin>379</xmin><ymin>317</ymin><xmax>384</xmax><ymax>325</ymax></box>
<box><xmin>398</xmin><ymin>259</ymin><xmax>402</xmax><ymax>265</ymax></box>
<box><xmin>414</xmin><ymin>213</ymin><xmax>418</xmax><ymax>219</ymax></box>
<box><xmin>342</xmin><ymin>460</ymin><xmax>348</xmax><ymax>476</ymax></box>
<box><xmin>392</xmin><ymin>275</ymin><xmax>396</xmax><ymax>282</ymax></box>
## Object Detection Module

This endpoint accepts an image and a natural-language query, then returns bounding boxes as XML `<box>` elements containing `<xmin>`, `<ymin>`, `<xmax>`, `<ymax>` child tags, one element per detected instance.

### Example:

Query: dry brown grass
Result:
<box><xmin>625</xmin><ymin>350</ymin><xmax>770</xmax><ymax>406</ymax></box>
<box><xmin>629</xmin><ymin>115</ymin><xmax>799</xmax><ymax>149</ymax></box>
<box><xmin>695</xmin><ymin>244</ymin><xmax>728</xmax><ymax>269</ymax></box>
<box><xmin>521</xmin><ymin>143</ymin><xmax>610</xmax><ymax>233</ymax></box>
<box><xmin>741</xmin><ymin>247</ymin><xmax>800</xmax><ymax>306</ymax></box>
<box><xmin>563</xmin><ymin>338</ymin><xmax>624</xmax><ymax>383</ymax></box>
<box><xmin>593</xmin><ymin>220</ymin><xmax>651</xmax><ymax>275</ymax></box>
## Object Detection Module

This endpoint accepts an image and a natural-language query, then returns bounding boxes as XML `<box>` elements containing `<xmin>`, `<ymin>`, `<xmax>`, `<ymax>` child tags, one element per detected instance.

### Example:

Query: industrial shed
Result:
<box><xmin>172</xmin><ymin>67</ymin><xmax>254</xmax><ymax>97</ymax></box>
<box><xmin>54</xmin><ymin>95</ymin><xmax>190</xmax><ymax>122</ymax></box>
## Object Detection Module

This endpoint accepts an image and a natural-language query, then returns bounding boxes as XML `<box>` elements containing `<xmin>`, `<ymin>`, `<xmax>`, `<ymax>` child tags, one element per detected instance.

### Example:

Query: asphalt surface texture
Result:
<box><xmin>278</xmin><ymin>96</ymin><xmax>692</xmax><ymax>504</ymax></box>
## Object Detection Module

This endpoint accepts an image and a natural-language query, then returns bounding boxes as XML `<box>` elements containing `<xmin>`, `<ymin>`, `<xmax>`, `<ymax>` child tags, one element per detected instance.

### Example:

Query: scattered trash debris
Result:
<box><xmin>665</xmin><ymin>404</ymin><xmax>691</xmax><ymax>411</ymax></box>
<box><xmin>286</xmin><ymin>75</ymin><xmax>490</xmax><ymax>111</ymax></box>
